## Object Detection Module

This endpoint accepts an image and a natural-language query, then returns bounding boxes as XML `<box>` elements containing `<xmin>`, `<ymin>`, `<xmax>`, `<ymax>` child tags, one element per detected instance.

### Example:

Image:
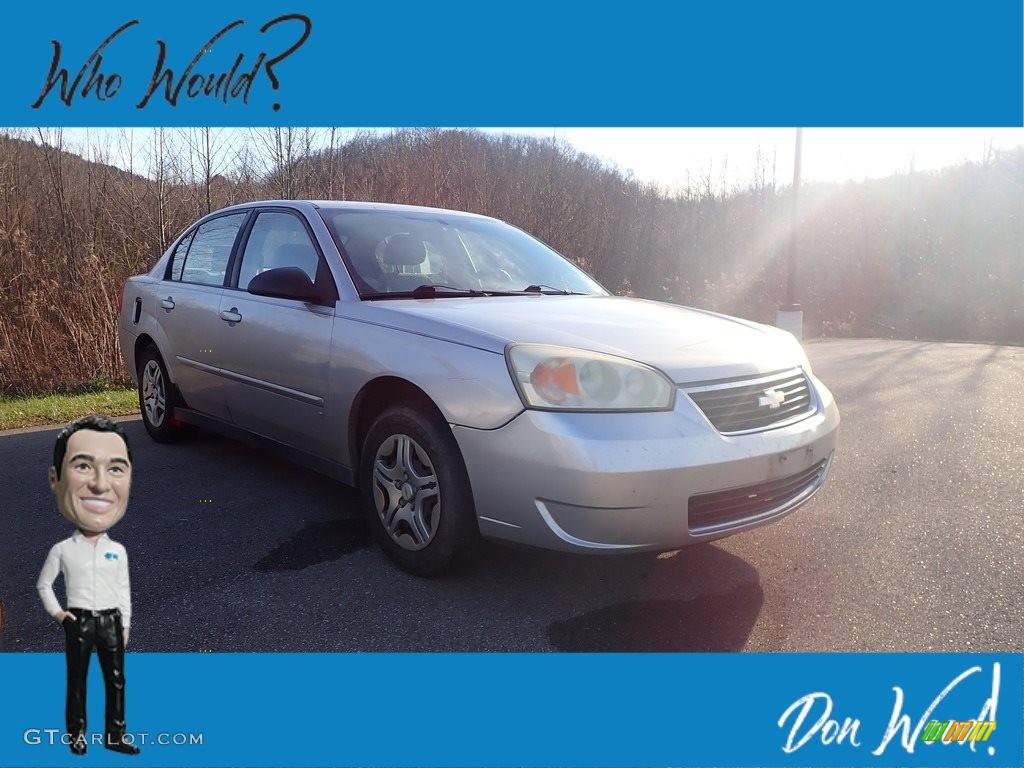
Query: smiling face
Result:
<box><xmin>49</xmin><ymin>429</ymin><xmax>132</xmax><ymax>533</ymax></box>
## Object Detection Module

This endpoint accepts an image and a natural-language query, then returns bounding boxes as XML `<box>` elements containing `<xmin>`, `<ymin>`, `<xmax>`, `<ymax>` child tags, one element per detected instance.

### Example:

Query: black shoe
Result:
<box><xmin>69</xmin><ymin>734</ymin><xmax>87</xmax><ymax>756</ymax></box>
<box><xmin>105</xmin><ymin>735</ymin><xmax>140</xmax><ymax>755</ymax></box>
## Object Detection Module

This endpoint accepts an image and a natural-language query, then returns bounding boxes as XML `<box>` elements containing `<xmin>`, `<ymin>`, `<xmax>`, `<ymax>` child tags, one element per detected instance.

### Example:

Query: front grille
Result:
<box><xmin>685</xmin><ymin>368</ymin><xmax>814</xmax><ymax>433</ymax></box>
<box><xmin>688</xmin><ymin>458</ymin><xmax>828</xmax><ymax>532</ymax></box>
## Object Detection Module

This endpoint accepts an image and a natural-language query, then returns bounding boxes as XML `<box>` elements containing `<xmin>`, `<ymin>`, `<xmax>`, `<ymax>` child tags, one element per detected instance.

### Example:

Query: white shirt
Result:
<box><xmin>36</xmin><ymin>531</ymin><xmax>132</xmax><ymax>628</ymax></box>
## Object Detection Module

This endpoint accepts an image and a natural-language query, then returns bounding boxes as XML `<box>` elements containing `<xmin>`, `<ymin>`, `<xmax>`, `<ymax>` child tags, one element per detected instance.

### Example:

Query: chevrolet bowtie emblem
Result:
<box><xmin>758</xmin><ymin>388</ymin><xmax>785</xmax><ymax>409</ymax></box>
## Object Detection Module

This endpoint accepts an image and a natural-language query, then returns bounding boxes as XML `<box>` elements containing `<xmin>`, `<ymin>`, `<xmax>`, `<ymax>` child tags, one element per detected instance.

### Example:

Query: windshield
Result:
<box><xmin>317</xmin><ymin>209</ymin><xmax>607</xmax><ymax>298</ymax></box>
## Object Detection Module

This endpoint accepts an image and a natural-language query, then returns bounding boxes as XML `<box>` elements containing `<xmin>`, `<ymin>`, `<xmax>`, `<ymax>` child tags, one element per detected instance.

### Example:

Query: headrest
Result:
<box><xmin>380</xmin><ymin>234</ymin><xmax>426</xmax><ymax>266</ymax></box>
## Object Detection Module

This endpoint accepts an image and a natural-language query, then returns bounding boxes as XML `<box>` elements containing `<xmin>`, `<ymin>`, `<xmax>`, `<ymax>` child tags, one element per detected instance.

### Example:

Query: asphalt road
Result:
<box><xmin>2</xmin><ymin>339</ymin><xmax>1021</xmax><ymax>652</ymax></box>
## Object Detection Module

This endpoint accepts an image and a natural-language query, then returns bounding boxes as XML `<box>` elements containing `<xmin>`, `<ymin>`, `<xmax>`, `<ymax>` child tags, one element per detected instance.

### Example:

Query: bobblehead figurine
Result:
<box><xmin>36</xmin><ymin>415</ymin><xmax>140</xmax><ymax>756</ymax></box>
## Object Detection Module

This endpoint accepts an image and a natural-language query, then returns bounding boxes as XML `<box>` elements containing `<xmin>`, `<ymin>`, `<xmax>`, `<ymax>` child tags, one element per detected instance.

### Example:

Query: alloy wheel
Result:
<box><xmin>141</xmin><ymin>359</ymin><xmax>167</xmax><ymax>428</ymax></box>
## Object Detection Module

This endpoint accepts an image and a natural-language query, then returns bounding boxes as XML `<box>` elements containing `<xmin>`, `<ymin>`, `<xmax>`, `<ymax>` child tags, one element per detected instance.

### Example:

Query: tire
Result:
<box><xmin>360</xmin><ymin>405</ymin><xmax>480</xmax><ymax>576</ymax></box>
<box><xmin>137</xmin><ymin>346</ymin><xmax>190</xmax><ymax>443</ymax></box>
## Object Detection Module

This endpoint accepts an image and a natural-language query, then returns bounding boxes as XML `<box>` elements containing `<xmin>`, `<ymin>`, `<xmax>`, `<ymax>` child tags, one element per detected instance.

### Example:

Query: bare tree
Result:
<box><xmin>185</xmin><ymin>127</ymin><xmax>232</xmax><ymax>215</ymax></box>
<box><xmin>34</xmin><ymin>128</ymin><xmax>77</xmax><ymax>270</ymax></box>
<box><xmin>249</xmin><ymin>127</ymin><xmax>298</xmax><ymax>199</ymax></box>
<box><xmin>325</xmin><ymin>127</ymin><xmax>347</xmax><ymax>199</ymax></box>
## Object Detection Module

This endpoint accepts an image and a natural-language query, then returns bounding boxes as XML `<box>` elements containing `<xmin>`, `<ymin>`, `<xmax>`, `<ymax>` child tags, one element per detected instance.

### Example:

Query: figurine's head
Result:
<box><xmin>50</xmin><ymin>415</ymin><xmax>133</xmax><ymax>534</ymax></box>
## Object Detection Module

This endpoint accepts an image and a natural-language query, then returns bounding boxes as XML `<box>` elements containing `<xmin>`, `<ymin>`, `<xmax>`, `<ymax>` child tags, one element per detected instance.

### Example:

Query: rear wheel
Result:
<box><xmin>360</xmin><ymin>405</ymin><xmax>479</xmax><ymax>576</ymax></box>
<box><xmin>137</xmin><ymin>346</ymin><xmax>190</xmax><ymax>443</ymax></box>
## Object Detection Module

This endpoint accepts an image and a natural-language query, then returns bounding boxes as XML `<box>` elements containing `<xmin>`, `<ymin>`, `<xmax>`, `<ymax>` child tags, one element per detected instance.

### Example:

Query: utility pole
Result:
<box><xmin>776</xmin><ymin>127</ymin><xmax>804</xmax><ymax>339</ymax></box>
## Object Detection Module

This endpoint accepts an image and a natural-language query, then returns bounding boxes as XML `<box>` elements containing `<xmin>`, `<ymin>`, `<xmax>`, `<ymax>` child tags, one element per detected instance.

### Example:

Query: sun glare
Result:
<box><xmin>545</xmin><ymin>127</ymin><xmax>1024</xmax><ymax>192</ymax></box>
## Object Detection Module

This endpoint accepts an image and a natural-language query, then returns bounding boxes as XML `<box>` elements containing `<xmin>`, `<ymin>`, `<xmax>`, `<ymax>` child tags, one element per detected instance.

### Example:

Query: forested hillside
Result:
<box><xmin>1</xmin><ymin>128</ymin><xmax>1021</xmax><ymax>394</ymax></box>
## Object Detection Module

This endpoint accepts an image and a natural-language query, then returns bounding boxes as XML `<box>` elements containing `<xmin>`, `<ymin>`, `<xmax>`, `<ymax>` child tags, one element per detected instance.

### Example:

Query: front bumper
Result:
<box><xmin>451</xmin><ymin>373</ymin><xmax>840</xmax><ymax>552</ymax></box>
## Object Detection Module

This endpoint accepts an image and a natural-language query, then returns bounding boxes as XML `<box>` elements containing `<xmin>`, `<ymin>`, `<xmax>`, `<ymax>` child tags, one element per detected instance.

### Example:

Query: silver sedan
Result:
<box><xmin>118</xmin><ymin>200</ymin><xmax>839</xmax><ymax>575</ymax></box>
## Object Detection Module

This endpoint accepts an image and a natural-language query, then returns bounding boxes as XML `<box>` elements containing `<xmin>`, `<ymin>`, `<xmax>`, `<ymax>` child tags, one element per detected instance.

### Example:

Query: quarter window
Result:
<box><xmin>168</xmin><ymin>231</ymin><xmax>195</xmax><ymax>282</ymax></box>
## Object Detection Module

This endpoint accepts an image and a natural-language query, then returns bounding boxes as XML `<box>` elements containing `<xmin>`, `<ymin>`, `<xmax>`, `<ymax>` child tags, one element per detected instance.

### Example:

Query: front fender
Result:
<box><xmin>326</xmin><ymin>317</ymin><xmax>525</xmax><ymax>466</ymax></box>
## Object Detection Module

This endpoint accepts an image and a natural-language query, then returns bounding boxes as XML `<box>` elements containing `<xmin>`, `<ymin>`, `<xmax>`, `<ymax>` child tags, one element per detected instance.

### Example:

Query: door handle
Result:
<box><xmin>160</xmin><ymin>297</ymin><xmax>175</xmax><ymax>310</ymax></box>
<box><xmin>219</xmin><ymin>308</ymin><xmax>243</xmax><ymax>324</ymax></box>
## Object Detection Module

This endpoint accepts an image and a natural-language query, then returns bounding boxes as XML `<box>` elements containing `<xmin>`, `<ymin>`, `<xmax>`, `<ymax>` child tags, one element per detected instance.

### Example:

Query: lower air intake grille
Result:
<box><xmin>688</xmin><ymin>458</ymin><xmax>828</xmax><ymax>532</ymax></box>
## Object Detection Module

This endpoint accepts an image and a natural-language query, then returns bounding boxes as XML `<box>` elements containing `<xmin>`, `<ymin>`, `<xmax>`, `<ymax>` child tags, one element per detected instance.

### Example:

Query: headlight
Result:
<box><xmin>505</xmin><ymin>344</ymin><xmax>674</xmax><ymax>410</ymax></box>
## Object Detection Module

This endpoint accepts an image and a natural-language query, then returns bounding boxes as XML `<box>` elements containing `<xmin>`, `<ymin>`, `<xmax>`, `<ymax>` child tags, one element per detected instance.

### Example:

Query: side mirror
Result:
<box><xmin>247</xmin><ymin>267</ymin><xmax>324</xmax><ymax>304</ymax></box>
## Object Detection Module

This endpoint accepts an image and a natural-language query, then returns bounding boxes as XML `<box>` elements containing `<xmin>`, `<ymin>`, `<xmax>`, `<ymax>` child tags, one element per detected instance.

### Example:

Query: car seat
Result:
<box><xmin>380</xmin><ymin>234</ymin><xmax>431</xmax><ymax>292</ymax></box>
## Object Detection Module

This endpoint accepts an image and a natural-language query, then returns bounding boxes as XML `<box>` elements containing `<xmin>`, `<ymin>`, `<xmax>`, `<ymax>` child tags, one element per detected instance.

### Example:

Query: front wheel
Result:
<box><xmin>360</xmin><ymin>405</ymin><xmax>479</xmax><ymax>576</ymax></box>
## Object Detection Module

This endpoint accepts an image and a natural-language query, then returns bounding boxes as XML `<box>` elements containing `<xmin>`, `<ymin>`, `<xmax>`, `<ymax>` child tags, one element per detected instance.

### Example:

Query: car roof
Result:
<box><xmin>213</xmin><ymin>199</ymin><xmax>497</xmax><ymax>221</ymax></box>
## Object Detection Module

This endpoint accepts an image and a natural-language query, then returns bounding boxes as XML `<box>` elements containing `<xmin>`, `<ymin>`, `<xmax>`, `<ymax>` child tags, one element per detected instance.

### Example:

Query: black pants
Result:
<box><xmin>63</xmin><ymin>608</ymin><xmax>126</xmax><ymax>737</ymax></box>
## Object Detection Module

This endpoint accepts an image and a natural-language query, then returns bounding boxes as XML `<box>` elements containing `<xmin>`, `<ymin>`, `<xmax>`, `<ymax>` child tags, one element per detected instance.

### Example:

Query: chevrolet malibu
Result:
<box><xmin>117</xmin><ymin>200</ymin><xmax>839</xmax><ymax>575</ymax></box>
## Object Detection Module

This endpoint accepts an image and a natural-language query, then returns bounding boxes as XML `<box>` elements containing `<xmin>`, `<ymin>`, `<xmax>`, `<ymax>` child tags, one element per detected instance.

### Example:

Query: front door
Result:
<box><xmin>215</xmin><ymin>209</ymin><xmax>336</xmax><ymax>456</ymax></box>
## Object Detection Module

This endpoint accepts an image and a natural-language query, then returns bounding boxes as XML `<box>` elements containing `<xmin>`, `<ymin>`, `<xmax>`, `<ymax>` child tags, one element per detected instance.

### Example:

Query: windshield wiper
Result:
<box><xmin>361</xmin><ymin>284</ymin><xmax>533</xmax><ymax>300</ymax></box>
<box><xmin>523</xmin><ymin>284</ymin><xmax>586</xmax><ymax>295</ymax></box>
<box><xmin>413</xmin><ymin>283</ymin><xmax>488</xmax><ymax>297</ymax></box>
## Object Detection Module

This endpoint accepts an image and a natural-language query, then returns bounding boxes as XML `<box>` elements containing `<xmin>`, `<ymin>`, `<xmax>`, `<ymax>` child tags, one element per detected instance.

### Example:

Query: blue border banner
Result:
<box><xmin>0</xmin><ymin>653</ymin><xmax>1020</xmax><ymax>767</ymax></box>
<box><xmin>0</xmin><ymin>0</ymin><xmax>1020</xmax><ymax>126</ymax></box>
<box><xmin>2</xmin><ymin>4</ymin><xmax>1024</xmax><ymax>768</ymax></box>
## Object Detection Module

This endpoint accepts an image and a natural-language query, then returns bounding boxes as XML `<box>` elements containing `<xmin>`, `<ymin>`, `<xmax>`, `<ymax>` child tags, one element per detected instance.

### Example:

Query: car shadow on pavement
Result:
<box><xmin>254</xmin><ymin>519</ymin><xmax>373</xmax><ymax>571</ymax></box>
<box><xmin>546</xmin><ymin>580</ymin><xmax>763</xmax><ymax>651</ymax></box>
<box><xmin>461</xmin><ymin>541</ymin><xmax>764</xmax><ymax>651</ymax></box>
<box><xmin>83</xmin><ymin>423</ymin><xmax>767</xmax><ymax>652</ymax></box>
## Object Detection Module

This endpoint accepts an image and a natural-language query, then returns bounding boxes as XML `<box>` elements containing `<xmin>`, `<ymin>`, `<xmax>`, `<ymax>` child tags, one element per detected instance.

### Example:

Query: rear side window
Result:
<box><xmin>174</xmin><ymin>213</ymin><xmax>246</xmax><ymax>287</ymax></box>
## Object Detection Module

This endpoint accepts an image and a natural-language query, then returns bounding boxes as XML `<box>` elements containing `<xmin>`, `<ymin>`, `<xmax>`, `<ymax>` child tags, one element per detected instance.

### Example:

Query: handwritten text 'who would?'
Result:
<box><xmin>31</xmin><ymin>15</ymin><xmax>312</xmax><ymax>112</ymax></box>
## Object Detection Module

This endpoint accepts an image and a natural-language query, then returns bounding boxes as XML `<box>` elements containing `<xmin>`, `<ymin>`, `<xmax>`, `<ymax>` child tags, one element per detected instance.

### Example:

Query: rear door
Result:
<box><xmin>215</xmin><ymin>208</ymin><xmax>337</xmax><ymax>454</ymax></box>
<box><xmin>156</xmin><ymin>211</ymin><xmax>249</xmax><ymax>421</ymax></box>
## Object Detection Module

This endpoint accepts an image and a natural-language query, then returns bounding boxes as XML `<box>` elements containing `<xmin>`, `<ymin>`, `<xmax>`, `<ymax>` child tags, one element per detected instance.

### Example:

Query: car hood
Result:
<box><xmin>343</xmin><ymin>295</ymin><xmax>804</xmax><ymax>384</ymax></box>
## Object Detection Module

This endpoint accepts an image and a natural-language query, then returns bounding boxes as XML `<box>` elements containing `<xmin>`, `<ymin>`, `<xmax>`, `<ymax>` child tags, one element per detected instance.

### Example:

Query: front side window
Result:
<box><xmin>237</xmin><ymin>212</ymin><xmax>321</xmax><ymax>291</ymax></box>
<box><xmin>176</xmin><ymin>213</ymin><xmax>246</xmax><ymax>287</ymax></box>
